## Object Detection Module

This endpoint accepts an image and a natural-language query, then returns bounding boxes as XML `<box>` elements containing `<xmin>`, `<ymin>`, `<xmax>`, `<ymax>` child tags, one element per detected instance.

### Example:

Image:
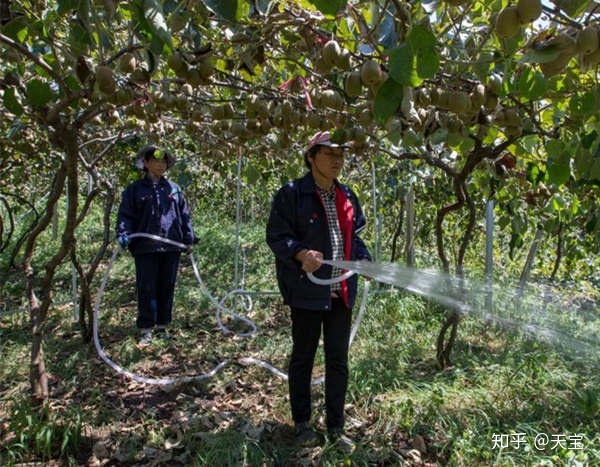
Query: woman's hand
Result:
<box><xmin>294</xmin><ymin>249</ymin><xmax>323</xmax><ymax>273</ymax></box>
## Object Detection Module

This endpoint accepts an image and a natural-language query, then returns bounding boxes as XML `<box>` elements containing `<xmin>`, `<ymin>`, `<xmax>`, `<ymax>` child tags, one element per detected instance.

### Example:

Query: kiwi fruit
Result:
<box><xmin>540</xmin><ymin>51</ymin><xmax>574</xmax><ymax>77</ymax></box>
<box><xmin>487</xmin><ymin>74</ymin><xmax>503</xmax><ymax>96</ymax></box>
<box><xmin>322</xmin><ymin>40</ymin><xmax>342</xmax><ymax>68</ymax></box>
<box><xmin>167</xmin><ymin>52</ymin><xmax>186</xmax><ymax>73</ymax></box>
<box><xmin>119</xmin><ymin>53</ymin><xmax>137</xmax><ymax>74</ymax></box>
<box><xmin>185</xmin><ymin>68</ymin><xmax>204</xmax><ymax>87</ymax></box>
<box><xmin>447</xmin><ymin>91</ymin><xmax>472</xmax><ymax>114</ymax></box>
<box><xmin>210</xmin><ymin>105</ymin><xmax>225</xmax><ymax>120</ymax></box>
<box><xmin>181</xmin><ymin>83</ymin><xmax>193</xmax><ymax>96</ymax></box>
<box><xmin>191</xmin><ymin>108</ymin><xmax>203</xmax><ymax>122</ymax></box>
<box><xmin>349</xmin><ymin>126</ymin><xmax>367</xmax><ymax>144</ymax></box>
<box><xmin>360</xmin><ymin>59</ymin><xmax>382</xmax><ymax>87</ymax></box>
<box><xmin>580</xmin><ymin>46</ymin><xmax>600</xmax><ymax>70</ymax></box>
<box><xmin>344</xmin><ymin>70</ymin><xmax>363</xmax><ymax>97</ymax></box>
<box><xmin>576</xmin><ymin>26</ymin><xmax>599</xmax><ymax>55</ymax></box>
<box><xmin>197</xmin><ymin>59</ymin><xmax>214</xmax><ymax>79</ymax></box>
<box><xmin>504</xmin><ymin>108</ymin><xmax>521</xmax><ymax>127</ymax></box>
<box><xmin>470</xmin><ymin>83</ymin><xmax>486</xmax><ymax>108</ymax></box>
<box><xmin>95</xmin><ymin>65</ymin><xmax>116</xmax><ymax>95</ymax></box>
<box><xmin>496</xmin><ymin>7</ymin><xmax>520</xmax><ymax>38</ymax></box>
<box><xmin>335</xmin><ymin>48</ymin><xmax>352</xmax><ymax>70</ymax></box>
<box><xmin>230</xmin><ymin>121</ymin><xmax>246</xmax><ymax>138</ymax></box>
<box><xmin>517</xmin><ymin>0</ymin><xmax>542</xmax><ymax>24</ymax></box>
<box><xmin>167</xmin><ymin>12</ymin><xmax>187</xmax><ymax>33</ymax></box>
<box><xmin>321</xmin><ymin>89</ymin><xmax>345</xmax><ymax>110</ymax></box>
<box><xmin>357</xmin><ymin>106</ymin><xmax>374</xmax><ymax>126</ymax></box>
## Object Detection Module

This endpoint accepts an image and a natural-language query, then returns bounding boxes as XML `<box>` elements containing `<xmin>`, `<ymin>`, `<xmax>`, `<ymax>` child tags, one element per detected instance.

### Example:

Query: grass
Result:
<box><xmin>1</xmin><ymin>218</ymin><xmax>599</xmax><ymax>466</ymax></box>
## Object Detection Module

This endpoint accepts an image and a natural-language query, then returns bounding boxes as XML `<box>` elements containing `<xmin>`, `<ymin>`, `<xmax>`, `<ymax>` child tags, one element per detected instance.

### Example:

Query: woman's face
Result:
<box><xmin>310</xmin><ymin>146</ymin><xmax>345</xmax><ymax>182</ymax></box>
<box><xmin>144</xmin><ymin>157</ymin><xmax>168</xmax><ymax>179</ymax></box>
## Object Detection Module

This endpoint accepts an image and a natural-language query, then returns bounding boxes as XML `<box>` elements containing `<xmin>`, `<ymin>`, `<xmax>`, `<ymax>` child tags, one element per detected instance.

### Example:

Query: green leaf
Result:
<box><xmin>570</xmin><ymin>195</ymin><xmax>580</xmax><ymax>216</ymax></box>
<box><xmin>521</xmin><ymin>44</ymin><xmax>562</xmax><ymax>64</ymax></box>
<box><xmin>573</xmin><ymin>147</ymin><xmax>591</xmax><ymax>180</ymax></box>
<box><xmin>57</xmin><ymin>0</ymin><xmax>79</xmax><ymax>15</ymax></box>
<box><xmin>3</xmin><ymin>87</ymin><xmax>23</xmax><ymax>116</ymax></box>
<box><xmin>388</xmin><ymin>45</ymin><xmax>420</xmax><ymax>86</ymax></box>
<box><xmin>25</xmin><ymin>79</ymin><xmax>55</xmax><ymax>108</ymax></box>
<box><xmin>515</xmin><ymin>67</ymin><xmax>547</xmax><ymax>100</ymax></box>
<box><xmin>509</xmin><ymin>232</ymin><xmax>523</xmax><ymax>260</ymax></box>
<box><xmin>244</xmin><ymin>164</ymin><xmax>261</xmax><ymax>185</ymax></box>
<box><xmin>549</xmin><ymin>193</ymin><xmax>567</xmax><ymax>212</ymax></box>
<box><xmin>143</xmin><ymin>0</ymin><xmax>173</xmax><ymax>53</ymax></box>
<box><xmin>2</xmin><ymin>16</ymin><xmax>29</xmax><ymax>42</ymax></box>
<box><xmin>407</xmin><ymin>25</ymin><xmax>439</xmax><ymax>80</ymax></box>
<box><xmin>590</xmin><ymin>159</ymin><xmax>600</xmax><ymax>181</ymax></box>
<box><xmin>581</xmin><ymin>130</ymin><xmax>598</xmax><ymax>149</ymax></box>
<box><xmin>305</xmin><ymin>0</ymin><xmax>346</xmax><ymax>17</ymax></box>
<box><xmin>555</xmin><ymin>0</ymin><xmax>590</xmax><ymax>17</ymax></box>
<box><xmin>458</xmin><ymin>135</ymin><xmax>475</xmax><ymax>153</ymax></box>
<box><xmin>546</xmin><ymin>140</ymin><xmax>571</xmax><ymax>186</ymax></box>
<box><xmin>69</xmin><ymin>20</ymin><xmax>94</xmax><ymax>56</ymax></box>
<box><xmin>373</xmin><ymin>78</ymin><xmax>404</xmax><ymax>125</ymax></box>
<box><xmin>388</xmin><ymin>26</ymin><xmax>439</xmax><ymax>86</ymax></box>
<box><xmin>330</xmin><ymin>129</ymin><xmax>348</xmax><ymax>144</ymax></box>
<box><xmin>203</xmin><ymin>0</ymin><xmax>250</xmax><ymax>22</ymax></box>
<box><xmin>144</xmin><ymin>0</ymin><xmax>173</xmax><ymax>53</ymax></box>
<box><xmin>569</xmin><ymin>92</ymin><xmax>596</xmax><ymax>117</ymax></box>
<box><xmin>526</xmin><ymin>161</ymin><xmax>546</xmax><ymax>185</ymax></box>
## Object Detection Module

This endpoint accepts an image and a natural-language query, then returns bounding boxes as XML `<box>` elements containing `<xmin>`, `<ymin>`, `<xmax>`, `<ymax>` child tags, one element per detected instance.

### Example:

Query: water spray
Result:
<box><xmin>320</xmin><ymin>259</ymin><xmax>599</xmax><ymax>361</ymax></box>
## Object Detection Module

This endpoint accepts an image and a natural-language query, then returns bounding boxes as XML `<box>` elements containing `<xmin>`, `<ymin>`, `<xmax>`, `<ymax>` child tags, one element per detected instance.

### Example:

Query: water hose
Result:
<box><xmin>93</xmin><ymin>233</ymin><xmax>248</xmax><ymax>385</ymax></box>
<box><xmin>93</xmin><ymin>234</ymin><xmax>370</xmax><ymax>386</ymax></box>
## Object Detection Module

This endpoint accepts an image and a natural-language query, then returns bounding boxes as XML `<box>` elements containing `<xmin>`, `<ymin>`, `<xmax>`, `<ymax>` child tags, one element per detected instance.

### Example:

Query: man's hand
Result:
<box><xmin>294</xmin><ymin>249</ymin><xmax>323</xmax><ymax>273</ymax></box>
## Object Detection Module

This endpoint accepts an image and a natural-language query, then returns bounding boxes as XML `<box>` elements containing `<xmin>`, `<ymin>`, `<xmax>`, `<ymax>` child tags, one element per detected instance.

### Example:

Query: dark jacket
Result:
<box><xmin>266</xmin><ymin>173</ymin><xmax>371</xmax><ymax>310</ymax></box>
<box><xmin>116</xmin><ymin>176</ymin><xmax>197</xmax><ymax>255</ymax></box>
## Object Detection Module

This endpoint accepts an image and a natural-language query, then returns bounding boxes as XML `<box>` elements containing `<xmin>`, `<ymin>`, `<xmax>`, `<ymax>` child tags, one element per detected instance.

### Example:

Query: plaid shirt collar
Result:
<box><xmin>317</xmin><ymin>183</ymin><xmax>336</xmax><ymax>199</ymax></box>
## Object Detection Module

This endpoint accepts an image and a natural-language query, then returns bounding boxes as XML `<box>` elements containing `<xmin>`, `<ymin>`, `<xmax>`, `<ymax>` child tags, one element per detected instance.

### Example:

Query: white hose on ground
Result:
<box><xmin>93</xmin><ymin>233</ymin><xmax>370</xmax><ymax>386</ymax></box>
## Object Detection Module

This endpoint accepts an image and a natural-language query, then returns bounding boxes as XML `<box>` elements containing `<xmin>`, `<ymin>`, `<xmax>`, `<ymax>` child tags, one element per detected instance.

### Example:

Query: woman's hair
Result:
<box><xmin>135</xmin><ymin>145</ymin><xmax>174</xmax><ymax>170</ymax></box>
<box><xmin>304</xmin><ymin>145</ymin><xmax>320</xmax><ymax>169</ymax></box>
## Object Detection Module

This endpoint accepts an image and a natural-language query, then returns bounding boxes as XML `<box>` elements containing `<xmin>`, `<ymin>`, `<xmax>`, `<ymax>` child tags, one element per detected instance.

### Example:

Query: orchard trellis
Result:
<box><xmin>1</xmin><ymin>0</ymin><xmax>599</xmax><ymax>399</ymax></box>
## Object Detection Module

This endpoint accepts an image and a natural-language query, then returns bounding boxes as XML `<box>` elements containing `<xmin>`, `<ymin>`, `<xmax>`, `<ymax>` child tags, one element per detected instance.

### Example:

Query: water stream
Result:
<box><xmin>325</xmin><ymin>260</ymin><xmax>599</xmax><ymax>362</ymax></box>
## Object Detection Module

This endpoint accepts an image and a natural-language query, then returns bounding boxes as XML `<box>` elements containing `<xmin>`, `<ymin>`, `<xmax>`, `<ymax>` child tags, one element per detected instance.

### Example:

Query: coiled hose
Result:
<box><xmin>93</xmin><ymin>233</ymin><xmax>369</xmax><ymax>386</ymax></box>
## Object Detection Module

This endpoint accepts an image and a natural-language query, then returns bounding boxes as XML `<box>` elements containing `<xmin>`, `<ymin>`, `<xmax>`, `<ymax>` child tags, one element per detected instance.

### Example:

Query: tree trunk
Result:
<box><xmin>404</xmin><ymin>187</ymin><xmax>415</xmax><ymax>267</ymax></box>
<box><xmin>436</xmin><ymin>311</ymin><xmax>460</xmax><ymax>368</ymax></box>
<box><xmin>434</xmin><ymin>180</ymin><xmax>477</xmax><ymax>369</ymax></box>
<box><xmin>434</xmin><ymin>182</ymin><xmax>463</xmax><ymax>368</ymax></box>
<box><xmin>27</xmin><ymin>288</ymin><xmax>48</xmax><ymax>402</ymax></box>
<box><xmin>390</xmin><ymin>196</ymin><xmax>404</xmax><ymax>262</ymax></box>
<box><xmin>23</xmin><ymin>125</ymin><xmax>80</xmax><ymax>399</ymax></box>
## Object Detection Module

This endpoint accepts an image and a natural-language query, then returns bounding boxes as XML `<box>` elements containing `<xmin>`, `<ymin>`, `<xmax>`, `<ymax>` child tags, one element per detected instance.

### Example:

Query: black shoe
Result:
<box><xmin>154</xmin><ymin>328</ymin><xmax>170</xmax><ymax>341</ymax></box>
<box><xmin>328</xmin><ymin>428</ymin><xmax>356</xmax><ymax>454</ymax></box>
<box><xmin>293</xmin><ymin>422</ymin><xmax>323</xmax><ymax>447</ymax></box>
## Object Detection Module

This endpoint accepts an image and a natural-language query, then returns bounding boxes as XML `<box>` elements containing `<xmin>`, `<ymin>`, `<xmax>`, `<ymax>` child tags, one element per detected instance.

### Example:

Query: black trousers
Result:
<box><xmin>289</xmin><ymin>298</ymin><xmax>351</xmax><ymax>430</ymax></box>
<box><xmin>134</xmin><ymin>251</ymin><xmax>181</xmax><ymax>330</ymax></box>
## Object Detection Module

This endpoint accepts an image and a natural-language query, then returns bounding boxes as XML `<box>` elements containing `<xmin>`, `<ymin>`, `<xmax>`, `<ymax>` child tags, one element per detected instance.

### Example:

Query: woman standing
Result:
<box><xmin>116</xmin><ymin>145</ymin><xmax>198</xmax><ymax>346</ymax></box>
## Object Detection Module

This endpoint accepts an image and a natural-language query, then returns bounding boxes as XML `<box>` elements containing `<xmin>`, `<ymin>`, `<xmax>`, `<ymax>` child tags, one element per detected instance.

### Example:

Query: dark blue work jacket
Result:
<box><xmin>116</xmin><ymin>176</ymin><xmax>197</xmax><ymax>255</ymax></box>
<box><xmin>266</xmin><ymin>173</ymin><xmax>371</xmax><ymax>311</ymax></box>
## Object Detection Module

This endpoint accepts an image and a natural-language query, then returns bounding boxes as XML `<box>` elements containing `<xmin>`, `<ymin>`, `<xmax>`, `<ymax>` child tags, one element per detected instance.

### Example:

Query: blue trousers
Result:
<box><xmin>288</xmin><ymin>298</ymin><xmax>351</xmax><ymax>430</ymax></box>
<box><xmin>134</xmin><ymin>251</ymin><xmax>181</xmax><ymax>329</ymax></box>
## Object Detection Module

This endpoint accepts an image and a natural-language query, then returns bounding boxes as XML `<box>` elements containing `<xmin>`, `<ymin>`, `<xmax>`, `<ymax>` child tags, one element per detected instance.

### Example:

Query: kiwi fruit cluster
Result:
<box><xmin>495</xmin><ymin>0</ymin><xmax>542</xmax><ymax>39</ymax></box>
